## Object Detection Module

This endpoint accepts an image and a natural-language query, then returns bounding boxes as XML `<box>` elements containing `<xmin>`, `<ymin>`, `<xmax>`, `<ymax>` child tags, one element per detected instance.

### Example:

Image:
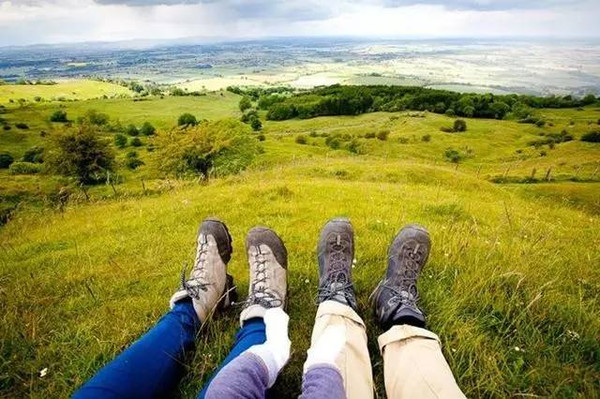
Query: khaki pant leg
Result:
<box><xmin>378</xmin><ymin>325</ymin><xmax>466</xmax><ymax>399</ymax></box>
<box><xmin>309</xmin><ymin>300</ymin><xmax>374</xmax><ymax>399</ymax></box>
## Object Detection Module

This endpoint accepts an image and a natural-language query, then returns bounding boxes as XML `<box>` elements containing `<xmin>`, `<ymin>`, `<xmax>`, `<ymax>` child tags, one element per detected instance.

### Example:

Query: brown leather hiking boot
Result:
<box><xmin>240</xmin><ymin>226</ymin><xmax>288</xmax><ymax>324</ymax></box>
<box><xmin>169</xmin><ymin>218</ymin><xmax>236</xmax><ymax>322</ymax></box>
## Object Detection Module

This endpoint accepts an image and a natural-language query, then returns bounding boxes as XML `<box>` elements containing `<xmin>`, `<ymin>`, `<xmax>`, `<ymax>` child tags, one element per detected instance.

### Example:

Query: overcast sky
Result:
<box><xmin>1</xmin><ymin>0</ymin><xmax>599</xmax><ymax>47</ymax></box>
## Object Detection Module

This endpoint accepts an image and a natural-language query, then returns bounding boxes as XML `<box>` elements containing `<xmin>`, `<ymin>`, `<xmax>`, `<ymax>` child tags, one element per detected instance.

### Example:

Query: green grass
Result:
<box><xmin>1</xmin><ymin>84</ymin><xmax>599</xmax><ymax>397</ymax></box>
<box><xmin>0</xmin><ymin>80</ymin><xmax>133</xmax><ymax>105</ymax></box>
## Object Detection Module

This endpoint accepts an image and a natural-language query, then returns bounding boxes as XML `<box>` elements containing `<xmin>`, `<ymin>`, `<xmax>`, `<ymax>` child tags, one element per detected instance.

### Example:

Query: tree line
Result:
<box><xmin>258</xmin><ymin>85</ymin><xmax>597</xmax><ymax>121</ymax></box>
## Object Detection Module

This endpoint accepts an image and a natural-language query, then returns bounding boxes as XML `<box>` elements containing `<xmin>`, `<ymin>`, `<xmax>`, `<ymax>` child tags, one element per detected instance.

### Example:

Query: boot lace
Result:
<box><xmin>244</xmin><ymin>249</ymin><xmax>282</xmax><ymax>309</ymax></box>
<box><xmin>382</xmin><ymin>243</ymin><xmax>424</xmax><ymax>308</ymax></box>
<box><xmin>180</xmin><ymin>235</ymin><xmax>212</xmax><ymax>300</ymax></box>
<box><xmin>318</xmin><ymin>234</ymin><xmax>354</xmax><ymax>303</ymax></box>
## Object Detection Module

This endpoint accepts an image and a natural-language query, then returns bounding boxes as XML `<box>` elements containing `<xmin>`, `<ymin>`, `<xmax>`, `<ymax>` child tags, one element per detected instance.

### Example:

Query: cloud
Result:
<box><xmin>0</xmin><ymin>0</ymin><xmax>599</xmax><ymax>46</ymax></box>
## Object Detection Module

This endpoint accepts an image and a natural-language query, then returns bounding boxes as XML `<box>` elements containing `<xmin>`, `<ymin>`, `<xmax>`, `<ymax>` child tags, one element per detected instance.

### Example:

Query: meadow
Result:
<box><xmin>0</xmin><ymin>80</ymin><xmax>599</xmax><ymax>398</ymax></box>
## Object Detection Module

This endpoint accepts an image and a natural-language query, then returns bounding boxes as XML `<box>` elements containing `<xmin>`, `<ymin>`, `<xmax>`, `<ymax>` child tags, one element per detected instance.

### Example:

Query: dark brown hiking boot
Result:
<box><xmin>317</xmin><ymin>218</ymin><xmax>358</xmax><ymax>310</ymax></box>
<box><xmin>371</xmin><ymin>224</ymin><xmax>430</xmax><ymax>330</ymax></box>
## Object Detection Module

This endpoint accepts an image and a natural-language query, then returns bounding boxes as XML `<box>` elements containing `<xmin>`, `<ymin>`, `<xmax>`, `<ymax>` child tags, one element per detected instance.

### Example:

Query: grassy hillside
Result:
<box><xmin>0</xmin><ymin>80</ymin><xmax>133</xmax><ymax>105</ymax></box>
<box><xmin>1</xmin><ymin>84</ymin><xmax>599</xmax><ymax>397</ymax></box>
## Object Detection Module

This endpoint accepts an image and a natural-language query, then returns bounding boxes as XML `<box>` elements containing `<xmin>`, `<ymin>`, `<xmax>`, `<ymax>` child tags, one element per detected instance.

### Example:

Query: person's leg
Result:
<box><xmin>73</xmin><ymin>218</ymin><xmax>237</xmax><ymax>399</ymax></box>
<box><xmin>371</xmin><ymin>224</ymin><xmax>465</xmax><ymax>399</ymax></box>
<box><xmin>378</xmin><ymin>325</ymin><xmax>465</xmax><ymax>399</ymax></box>
<box><xmin>196</xmin><ymin>317</ymin><xmax>266</xmax><ymax>399</ymax></box>
<box><xmin>305</xmin><ymin>218</ymin><xmax>374</xmax><ymax>399</ymax></box>
<box><xmin>307</xmin><ymin>300</ymin><xmax>374</xmax><ymax>399</ymax></box>
<box><xmin>73</xmin><ymin>299</ymin><xmax>199</xmax><ymax>399</ymax></box>
<box><xmin>198</xmin><ymin>226</ymin><xmax>289</xmax><ymax>398</ymax></box>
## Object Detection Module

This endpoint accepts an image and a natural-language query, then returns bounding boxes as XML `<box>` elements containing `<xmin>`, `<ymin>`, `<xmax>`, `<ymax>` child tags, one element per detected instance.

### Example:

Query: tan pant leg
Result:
<box><xmin>309</xmin><ymin>300</ymin><xmax>374</xmax><ymax>399</ymax></box>
<box><xmin>378</xmin><ymin>325</ymin><xmax>466</xmax><ymax>399</ymax></box>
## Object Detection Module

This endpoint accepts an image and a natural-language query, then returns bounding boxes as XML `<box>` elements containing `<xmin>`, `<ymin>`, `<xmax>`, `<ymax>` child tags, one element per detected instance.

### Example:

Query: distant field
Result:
<box><xmin>0</xmin><ymin>83</ymin><xmax>599</xmax><ymax>398</ymax></box>
<box><xmin>0</xmin><ymin>80</ymin><xmax>133</xmax><ymax>105</ymax></box>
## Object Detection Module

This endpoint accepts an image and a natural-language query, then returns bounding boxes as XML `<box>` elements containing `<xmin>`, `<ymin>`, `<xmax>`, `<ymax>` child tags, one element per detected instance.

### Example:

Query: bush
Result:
<box><xmin>140</xmin><ymin>122</ymin><xmax>156</xmax><ymax>136</ymax></box>
<box><xmin>581</xmin><ymin>131</ymin><xmax>600</xmax><ymax>143</ymax></box>
<box><xmin>239</xmin><ymin>96</ymin><xmax>252</xmax><ymax>112</ymax></box>
<box><xmin>422</xmin><ymin>134</ymin><xmax>431</xmax><ymax>142</ymax></box>
<box><xmin>125</xmin><ymin>124</ymin><xmax>139</xmax><ymax>136</ymax></box>
<box><xmin>398</xmin><ymin>137</ymin><xmax>409</xmax><ymax>144</ymax></box>
<box><xmin>295</xmin><ymin>135</ymin><xmax>308</xmax><ymax>145</ymax></box>
<box><xmin>22</xmin><ymin>146</ymin><xmax>44</xmax><ymax>163</ymax></box>
<box><xmin>444</xmin><ymin>148</ymin><xmax>464</xmax><ymax>163</ymax></box>
<box><xmin>50</xmin><ymin>110</ymin><xmax>68</xmax><ymax>122</ymax></box>
<box><xmin>364</xmin><ymin>131</ymin><xmax>376</xmax><ymax>139</ymax></box>
<box><xmin>9</xmin><ymin>161</ymin><xmax>43</xmax><ymax>175</ymax></box>
<box><xmin>130</xmin><ymin>137</ymin><xmax>143</xmax><ymax>147</ymax></box>
<box><xmin>309</xmin><ymin>131</ymin><xmax>318</xmax><ymax>138</ymax></box>
<box><xmin>535</xmin><ymin>119</ymin><xmax>546</xmax><ymax>128</ymax></box>
<box><xmin>376</xmin><ymin>130</ymin><xmax>389</xmax><ymax>141</ymax></box>
<box><xmin>0</xmin><ymin>152</ymin><xmax>14</xmax><ymax>168</ymax></box>
<box><xmin>3</xmin><ymin>125</ymin><xmax>10</xmax><ymax>131</ymax></box>
<box><xmin>347</xmin><ymin>139</ymin><xmax>364</xmax><ymax>154</ymax></box>
<box><xmin>257</xmin><ymin>134</ymin><xmax>266</xmax><ymax>141</ymax></box>
<box><xmin>156</xmin><ymin>119</ymin><xmax>259</xmax><ymax>179</ymax></box>
<box><xmin>241</xmin><ymin>109</ymin><xmax>259</xmax><ymax>123</ymax></box>
<box><xmin>325</xmin><ymin>136</ymin><xmax>341</xmax><ymax>150</ymax></box>
<box><xmin>126</xmin><ymin>157</ymin><xmax>145</xmax><ymax>170</ymax></box>
<box><xmin>85</xmin><ymin>109</ymin><xmax>109</xmax><ymax>126</ymax></box>
<box><xmin>440</xmin><ymin>126</ymin><xmax>454</xmax><ymax>133</ymax></box>
<box><xmin>46</xmin><ymin>125</ymin><xmax>115</xmax><ymax>184</ymax></box>
<box><xmin>15</xmin><ymin>123</ymin><xmax>29</xmax><ymax>130</ymax></box>
<box><xmin>453</xmin><ymin>119</ymin><xmax>467</xmax><ymax>132</ymax></box>
<box><xmin>250</xmin><ymin>118</ymin><xmax>262</xmax><ymax>131</ymax></box>
<box><xmin>178</xmin><ymin>113</ymin><xmax>197</xmax><ymax>127</ymax></box>
<box><xmin>114</xmin><ymin>134</ymin><xmax>128</xmax><ymax>148</ymax></box>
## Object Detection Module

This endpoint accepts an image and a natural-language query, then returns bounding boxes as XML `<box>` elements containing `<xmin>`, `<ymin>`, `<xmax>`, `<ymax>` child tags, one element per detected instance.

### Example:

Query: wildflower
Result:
<box><xmin>40</xmin><ymin>368</ymin><xmax>48</xmax><ymax>378</ymax></box>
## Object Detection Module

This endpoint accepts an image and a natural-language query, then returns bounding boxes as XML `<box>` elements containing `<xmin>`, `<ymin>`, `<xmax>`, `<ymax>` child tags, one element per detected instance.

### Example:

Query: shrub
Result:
<box><xmin>239</xmin><ymin>96</ymin><xmax>252</xmax><ymax>112</ymax></box>
<box><xmin>3</xmin><ymin>125</ymin><xmax>11</xmax><ymax>131</ymax></box>
<box><xmin>309</xmin><ymin>131</ymin><xmax>318</xmax><ymax>138</ymax></box>
<box><xmin>85</xmin><ymin>109</ymin><xmax>109</xmax><ymax>126</ymax></box>
<box><xmin>140</xmin><ymin>122</ymin><xmax>156</xmax><ymax>136</ymax></box>
<box><xmin>146</xmin><ymin>143</ymin><xmax>155</xmax><ymax>152</ymax></box>
<box><xmin>114</xmin><ymin>134</ymin><xmax>128</xmax><ymax>148</ymax></box>
<box><xmin>0</xmin><ymin>152</ymin><xmax>14</xmax><ymax>168</ymax></box>
<box><xmin>50</xmin><ymin>110</ymin><xmax>68</xmax><ymax>122</ymax></box>
<box><xmin>581</xmin><ymin>131</ymin><xmax>600</xmax><ymax>143</ymax></box>
<box><xmin>126</xmin><ymin>151</ymin><xmax>138</xmax><ymax>158</ymax></box>
<box><xmin>257</xmin><ymin>134</ymin><xmax>266</xmax><ymax>141</ymax></box>
<box><xmin>46</xmin><ymin>125</ymin><xmax>115</xmax><ymax>184</ymax></box>
<box><xmin>178</xmin><ymin>113</ymin><xmax>197</xmax><ymax>127</ymax></box>
<box><xmin>422</xmin><ymin>134</ymin><xmax>431</xmax><ymax>142</ymax></box>
<box><xmin>453</xmin><ymin>119</ymin><xmax>467</xmax><ymax>132</ymax></box>
<box><xmin>398</xmin><ymin>137</ymin><xmax>409</xmax><ymax>144</ymax></box>
<box><xmin>15</xmin><ymin>123</ymin><xmax>29</xmax><ymax>130</ymax></box>
<box><xmin>440</xmin><ymin>126</ymin><xmax>454</xmax><ymax>133</ymax></box>
<box><xmin>326</xmin><ymin>137</ymin><xmax>341</xmax><ymax>150</ymax></box>
<box><xmin>22</xmin><ymin>146</ymin><xmax>44</xmax><ymax>163</ymax></box>
<box><xmin>130</xmin><ymin>137</ymin><xmax>143</xmax><ymax>147</ymax></box>
<box><xmin>241</xmin><ymin>109</ymin><xmax>259</xmax><ymax>123</ymax></box>
<box><xmin>376</xmin><ymin>130</ymin><xmax>389</xmax><ymax>141</ymax></box>
<box><xmin>540</xmin><ymin>150</ymin><xmax>547</xmax><ymax>157</ymax></box>
<box><xmin>9</xmin><ymin>161</ymin><xmax>43</xmax><ymax>175</ymax></box>
<box><xmin>156</xmin><ymin>119</ymin><xmax>259</xmax><ymax>179</ymax></box>
<box><xmin>445</xmin><ymin>108</ymin><xmax>456</xmax><ymax>117</ymax></box>
<box><xmin>364</xmin><ymin>132</ymin><xmax>376</xmax><ymax>139</ymax></box>
<box><xmin>535</xmin><ymin>119</ymin><xmax>546</xmax><ymax>128</ymax></box>
<box><xmin>250</xmin><ymin>118</ymin><xmax>262</xmax><ymax>131</ymax></box>
<box><xmin>444</xmin><ymin>148</ymin><xmax>464</xmax><ymax>163</ymax></box>
<box><xmin>125</xmin><ymin>124</ymin><xmax>139</xmax><ymax>136</ymax></box>
<box><xmin>347</xmin><ymin>139</ymin><xmax>364</xmax><ymax>154</ymax></box>
<box><xmin>126</xmin><ymin>157</ymin><xmax>145</xmax><ymax>170</ymax></box>
<box><xmin>295</xmin><ymin>135</ymin><xmax>308</xmax><ymax>145</ymax></box>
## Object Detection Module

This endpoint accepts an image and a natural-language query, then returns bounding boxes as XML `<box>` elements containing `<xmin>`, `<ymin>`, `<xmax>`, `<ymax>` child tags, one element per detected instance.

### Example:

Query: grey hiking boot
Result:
<box><xmin>169</xmin><ymin>218</ymin><xmax>237</xmax><ymax>322</ymax></box>
<box><xmin>240</xmin><ymin>227</ymin><xmax>288</xmax><ymax>324</ymax></box>
<box><xmin>317</xmin><ymin>218</ymin><xmax>358</xmax><ymax>310</ymax></box>
<box><xmin>371</xmin><ymin>224</ymin><xmax>431</xmax><ymax>330</ymax></box>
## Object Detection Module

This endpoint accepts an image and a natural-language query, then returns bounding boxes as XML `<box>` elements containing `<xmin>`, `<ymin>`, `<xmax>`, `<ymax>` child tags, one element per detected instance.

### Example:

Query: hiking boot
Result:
<box><xmin>371</xmin><ymin>224</ymin><xmax>431</xmax><ymax>330</ymax></box>
<box><xmin>169</xmin><ymin>218</ymin><xmax>237</xmax><ymax>322</ymax></box>
<box><xmin>317</xmin><ymin>218</ymin><xmax>358</xmax><ymax>310</ymax></box>
<box><xmin>240</xmin><ymin>227</ymin><xmax>288</xmax><ymax>323</ymax></box>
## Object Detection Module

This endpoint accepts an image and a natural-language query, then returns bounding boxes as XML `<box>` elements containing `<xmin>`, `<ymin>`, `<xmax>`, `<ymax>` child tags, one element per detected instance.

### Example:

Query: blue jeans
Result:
<box><xmin>73</xmin><ymin>299</ymin><xmax>266</xmax><ymax>399</ymax></box>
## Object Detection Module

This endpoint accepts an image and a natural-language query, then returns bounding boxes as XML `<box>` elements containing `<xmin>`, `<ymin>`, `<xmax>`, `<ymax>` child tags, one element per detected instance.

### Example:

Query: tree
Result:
<box><xmin>50</xmin><ymin>110</ymin><xmax>68</xmax><ymax>123</ymax></box>
<box><xmin>140</xmin><ymin>121</ymin><xmax>156</xmax><ymax>136</ymax></box>
<box><xmin>178</xmin><ymin>113</ymin><xmax>197</xmax><ymax>127</ymax></box>
<box><xmin>85</xmin><ymin>109</ymin><xmax>109</xmax><ymax>126</ymax></box>
<box><xmin>489</xmin><ymin>101</ymin><xmax>510</xmax><ymax>119</ymax></box>
<box><xmin>114</xmin><ymin>134</ymin><xmax>128</xmax><ymax>148</ymax></box>
<box><xmin>250</xmin><ymin>118</ymin><xmax>262</xmax><ymax>131</ymax></box>
<box><xmin>46</xmin><ymin>125</ymin><xmax>115</xmax><ymax>184</ymax></box>
<box><xmin>156</xmin><ymin>119</ymin><xmax>259</xmax><ymax>179</ymax></box>
<box><xmin>239</xmin><ymin>96</ymin><xmax>252</xmax><ymax>112</ymax></box>
<box><xmin>453</xmin><ymin>119</ymin><xmax>467</xmax><ymax>132</ymax></box>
